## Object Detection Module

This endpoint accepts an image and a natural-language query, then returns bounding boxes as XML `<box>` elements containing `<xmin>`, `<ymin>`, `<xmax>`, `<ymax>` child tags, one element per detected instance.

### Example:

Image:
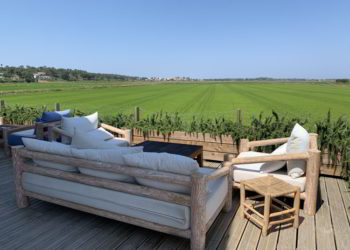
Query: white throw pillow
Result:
<box><xmin>71</xmin><ymin>130</ymin><xmax>117</xmax><ymax>149</ymax></box>
<box><xmin>87</xmin><ymin>127</ymin><xmax>114</xmax><ymax>141</ymax></box>
<box><xmin>105</xmin><ymin>138</ymin><xmax>129</xmax><ymax>147</ymax></box>
<box><xmin>260</xmin><ymin>143</ymin><xmax>287</xmax><ymax>173</ymax></box>
<box><xmin>71</xmin><ymin>147</ymin><xmax>143</xmax><ymax>182</ymax></box>
<box><xmin>61</xmin><ymin>112</ymin><xmax>99</xmax><ymax>143</ymax></box>
<box><xmin>287</xmin><ymin>124</ymin><xmax>309</xmax><ymax>178</ymax></box>
<box><xmin>123</xmin><ymin>152</ymin><xmax>200</xmax><ymax>194</ymax></box>
<box><xmin>234</xmin><ymin>151</ymin><xmax>269</xmax><ymax>171</ymax></box>
<box><xmin>22</xmin><ymin>138</ymin><xmax>77</xmax><ymax>172</ymax></box>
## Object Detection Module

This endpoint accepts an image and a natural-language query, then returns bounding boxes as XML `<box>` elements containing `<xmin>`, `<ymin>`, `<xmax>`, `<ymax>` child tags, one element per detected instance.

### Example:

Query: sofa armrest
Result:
<box><xmin>47</xmin><ymin>126</ymin><xmax>73</xmax><ymax>141</ymax></box>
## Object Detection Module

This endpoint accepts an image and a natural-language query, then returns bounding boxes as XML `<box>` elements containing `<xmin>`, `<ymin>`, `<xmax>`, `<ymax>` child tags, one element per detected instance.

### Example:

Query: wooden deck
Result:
<box><xmin>0</xmin><ymin>151</ymin><xmax>349</xmax><ymax>250</ymax></box>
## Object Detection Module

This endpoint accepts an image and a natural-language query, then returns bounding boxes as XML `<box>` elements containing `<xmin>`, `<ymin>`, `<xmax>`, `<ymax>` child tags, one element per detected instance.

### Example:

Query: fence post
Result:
<box><xmin>55</xmin><ymin>103</ymin><xmax>60</xmax><ymax>111</ymax></box>
<box><xmin>0</xmin><ymin>100</ymin><xmax>5</xmax><ymax>112</ymax></box>
<box><xmin>236</xmin><ymin>109</ymin><xmax>243</xmax><ymax>124</ymax></box>
<box><xmin>134</xmin><ymin>106</ymin><xmax>140</xmax><ymax>122</ymax></box>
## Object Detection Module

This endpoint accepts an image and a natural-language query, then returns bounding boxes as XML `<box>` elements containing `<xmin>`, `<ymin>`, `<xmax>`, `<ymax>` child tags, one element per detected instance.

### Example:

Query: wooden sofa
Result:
<box><xmin>224</xmin><ymin>133</ymin><xmax>321</xmax><ymax>216</ymax></box>
<box><xmin>12</xmin><ymin>144</ymin><xmax>232</xmax><ymax>250</ymax></box>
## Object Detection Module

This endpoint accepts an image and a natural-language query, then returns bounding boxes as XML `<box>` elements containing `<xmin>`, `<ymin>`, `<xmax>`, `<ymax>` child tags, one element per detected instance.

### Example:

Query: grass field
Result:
<box><xmin>1</xmin><ymin>81</ymin><xmax>350</xmax><ymax>122</ymax></box>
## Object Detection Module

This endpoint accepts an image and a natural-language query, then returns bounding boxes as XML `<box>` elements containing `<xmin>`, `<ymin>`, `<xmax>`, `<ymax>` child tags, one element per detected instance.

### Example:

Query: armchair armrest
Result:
<box><xmin>230</xmin><ymin>152</ymin><xmax>309</xmax><ymax>165</ymax></box>
<box><xmin>248</xmin><ymin>138</ymin><xmax>289</xmax><ymax>148</ymax></box>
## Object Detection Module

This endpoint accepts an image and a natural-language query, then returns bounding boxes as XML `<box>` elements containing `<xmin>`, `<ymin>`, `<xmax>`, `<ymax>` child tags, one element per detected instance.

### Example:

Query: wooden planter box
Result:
<box><xmin>132</xmin><ymin>129</ymin><xmax>344</xmax><ymax>177</ymax></box>
<box><xmin>132</xmin><ymin>129</ymin><xmax>239</xmax><ymax>161</ymax></box>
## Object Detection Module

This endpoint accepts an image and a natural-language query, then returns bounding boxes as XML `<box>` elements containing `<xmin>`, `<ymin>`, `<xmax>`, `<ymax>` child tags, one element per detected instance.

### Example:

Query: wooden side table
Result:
<box><xmin>240</xmin><ymin>176</ymin><xmax>300</xmax><ymax>236</ymax></box>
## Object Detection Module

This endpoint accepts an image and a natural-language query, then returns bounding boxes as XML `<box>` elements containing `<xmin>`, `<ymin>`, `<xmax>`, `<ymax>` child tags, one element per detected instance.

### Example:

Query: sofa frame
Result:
<box><xmin>2</xmin><ymin>121</ymin><xmax>60</xmax><ymax>156</ymax></box>
<box><xmin>47</xmin><ymin>123</ymin><xmax>132</xmax><ymax>145</ymax></box>
<box><xmin>12</xmin><ymin>146</ymin><xmax>232</xmax><ymax>250</ymax></box>
<box><xmin>224</xmin><ymin>133</ymin><xmax>321</xmax><ymax>216</ymax></box>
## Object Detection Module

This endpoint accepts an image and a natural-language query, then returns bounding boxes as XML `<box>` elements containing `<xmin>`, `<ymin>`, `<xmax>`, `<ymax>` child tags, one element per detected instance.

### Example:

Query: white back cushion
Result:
<box><xmin>71</xmin><ymin>147</ymin><xmax>143</xmax><ymax>182</ymax></box>
<box><xmin>123</xmin><ymin>152</ymin><xmax>200</xmax><ymax>194</ymax></box>
<box><xmin>22</xmin><ymin>138</ymin><xmax>77</xmax><ymax>172</ymax></box>
<box><xmin>287</xmin><ymin>124</ymin><xmax>309</xmax><ymax>178</ymax></box>
<box><xmin>61</xmin><ymin>112</ymin><xmax>99</xmax><ymax>143</ymax></box>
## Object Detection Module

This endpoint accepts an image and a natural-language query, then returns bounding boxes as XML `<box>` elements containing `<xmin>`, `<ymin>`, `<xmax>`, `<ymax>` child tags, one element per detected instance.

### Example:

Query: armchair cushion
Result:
<box><xmin>260</xmin><ymin>143</ymin><xmax>287</xmax><ymax>173</ymax></box>
<box><xmin>87</xmin><ymin>128</ymin><xmax>114</xmax><ymax>141</ymax></box>
<box><xmin>287</xmin><ymin>124</ymin><xmax>309</xmax><ymax>178</ymax></box>
<box><xmin>123</xmin><ymin>152</ymin><xmax>200</xmax><ymax>194</ymax></box>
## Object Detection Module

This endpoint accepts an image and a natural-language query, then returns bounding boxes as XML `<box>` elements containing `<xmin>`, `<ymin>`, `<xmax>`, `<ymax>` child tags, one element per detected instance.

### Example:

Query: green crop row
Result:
<box><xmin>1</xmin><ymin>105</ymin><xmax>349</xmax><ymax>181</ymax></box>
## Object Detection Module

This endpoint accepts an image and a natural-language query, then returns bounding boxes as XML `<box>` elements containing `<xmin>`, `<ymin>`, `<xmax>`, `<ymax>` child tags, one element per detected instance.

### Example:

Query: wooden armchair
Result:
<box><xmin>47</xmin><ymin>123</ymin><xmax>132</xmax><ymax>145</ymax></box>
<box><xmin>224</xmin><ymin>133</ymin><xmax>321</xmax><ymax>216</ymax></box>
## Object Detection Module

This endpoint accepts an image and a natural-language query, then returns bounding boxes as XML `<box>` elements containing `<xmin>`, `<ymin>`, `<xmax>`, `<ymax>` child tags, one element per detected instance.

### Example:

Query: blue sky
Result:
<box><xmin>1</xmin><ymin>0</ymin><xmax>349</xmax><ymax>78</ymax></box>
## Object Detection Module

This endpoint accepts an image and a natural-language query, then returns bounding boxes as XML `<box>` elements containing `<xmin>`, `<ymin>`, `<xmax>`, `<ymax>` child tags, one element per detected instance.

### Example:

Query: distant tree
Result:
<box><xmin>335</xmin><ymin>79</ymin><xmax>349</xmax><ymax>83</ymax></box>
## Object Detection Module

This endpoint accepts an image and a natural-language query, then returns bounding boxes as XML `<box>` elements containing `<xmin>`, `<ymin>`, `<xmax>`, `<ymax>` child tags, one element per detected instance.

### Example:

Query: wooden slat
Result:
<box><xmin>325</xmin><ymin>177</ymin><xmax>350</xmax><ymax>250</ymax></box>
<box><xmin>256</xmin><ymin>224</ymin><xmax>280</xmax><ymax>250</ymax></box>
<box><xmin>315</xmin><ymin>177</ymin><xmax>336</xmax><ymax>250</ymax></box>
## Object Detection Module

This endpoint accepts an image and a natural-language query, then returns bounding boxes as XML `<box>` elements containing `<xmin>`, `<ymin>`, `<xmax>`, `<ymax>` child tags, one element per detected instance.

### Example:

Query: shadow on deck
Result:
<box><xmin>0</xmin><ymin>150</ymin><xmax>349</xmax><ymax>250</ymax></box>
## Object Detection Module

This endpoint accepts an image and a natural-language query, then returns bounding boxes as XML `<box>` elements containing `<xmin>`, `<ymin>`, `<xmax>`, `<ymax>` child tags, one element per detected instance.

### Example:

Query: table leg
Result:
<box><xmin>263</xmin><ymin>194</ymin><xmax>271</xmax><ymax>236</ymax></box>
<box><xmin>196</xmin><ymin>151</ymin><xmax>203</xmax><ymax>167</ymax></box>
<box><xmin>293</xmin><ymin>188</ymin><xmax>300</xmax><ymax>228</ymax></box>
<box><xmin>240</xmin><ymin>183</ymin><xmax>246</xmax><ymax>218</ymax></box>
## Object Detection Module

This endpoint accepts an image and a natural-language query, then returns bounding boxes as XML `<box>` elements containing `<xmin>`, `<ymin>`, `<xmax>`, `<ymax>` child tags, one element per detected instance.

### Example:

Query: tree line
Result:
<box><xmin>0</xmin><ymin>65</ymin><xmax>145</xmax><ymax>82</ymax></box>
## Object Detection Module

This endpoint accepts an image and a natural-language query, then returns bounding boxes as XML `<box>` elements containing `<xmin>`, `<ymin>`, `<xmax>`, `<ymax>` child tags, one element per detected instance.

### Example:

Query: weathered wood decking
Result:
<box><xmin>0</xmin><ymin>150</ymin><xmax>349</xmax><ymax>250</ymax></box>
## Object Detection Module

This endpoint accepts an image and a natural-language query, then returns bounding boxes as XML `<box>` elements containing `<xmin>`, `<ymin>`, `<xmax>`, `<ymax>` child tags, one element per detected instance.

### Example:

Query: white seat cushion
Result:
<box><xmin>287</xmin><ymin>124</ymin><xmax>309</xmax><ymax>178</ymax></box>
<box><xmin>22</xmin><ymin>138</ymin><xmax>77</xmax><ymax>172</ymax></box>
<box><xmin>123</xmin><ymin>152</ymin><xmax>200</xmax><ymax>194</ymax></box>
<box><xmin>233</xmin><ymin>169</ymin><xmax>306</xmax><ymax>192</ymax></box>
<box><xmin>71</xmin><ymin>147</ymin><xmax>143</xmax><ymax>182</ymax></box>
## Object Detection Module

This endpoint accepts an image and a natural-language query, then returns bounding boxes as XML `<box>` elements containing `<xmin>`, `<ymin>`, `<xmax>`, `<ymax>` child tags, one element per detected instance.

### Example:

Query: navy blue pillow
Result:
<box><xmin>40</xmin><ymin>109</ymin><xmax>71</xmax><ymax>123</ymax></box>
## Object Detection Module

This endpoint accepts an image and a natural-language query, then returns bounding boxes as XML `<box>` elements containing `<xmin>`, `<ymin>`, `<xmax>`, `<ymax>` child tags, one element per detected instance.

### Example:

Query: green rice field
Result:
<box><xmin>1</xmin><ymin>81</ymin><xmax>350</xmax><ymax>122</ymax></box>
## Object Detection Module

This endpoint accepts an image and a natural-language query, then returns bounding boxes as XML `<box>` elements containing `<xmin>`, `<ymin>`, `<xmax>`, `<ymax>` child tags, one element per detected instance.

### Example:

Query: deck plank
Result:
<box><xmin>297</xmin><ymin>210</ymin><xmax>316</xmax><ymax>250</ymax></box>
<box><xmin>206</xmin><ymin>194</ymin><xmax>240</xmax><ymax>250</ymax></box>
<box><xmin>236</xmin><ymin>217</ymin><xmax>261</xmax><ymax>250</ymax></box>
<box><xmin>276</xmin><ymin>224</ymin><xmax>297</xmax><ymax>250</ymax></box>
<box><xmin>325</xmin><ymin>177</ymin><xmax>350</xmax><ymax>250</ymax></box>
<box><xmin>337</xmin><ymin>179</ymin><xmax>350</xmax><ymax>223</ymax></box>
<box><xmin>217</xmin><ymin>207</ymin><xmax>249</xmax><ymax>249</ymax></box>
<box><xmin>1</xmin><ymin>148</ymin><xmax>350</xmax><ymax>250</ymax></box>
<box><xmin>315</xmin><ymin>177</ymin><xmax>336</xmax><ymax>250</ymax></box>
